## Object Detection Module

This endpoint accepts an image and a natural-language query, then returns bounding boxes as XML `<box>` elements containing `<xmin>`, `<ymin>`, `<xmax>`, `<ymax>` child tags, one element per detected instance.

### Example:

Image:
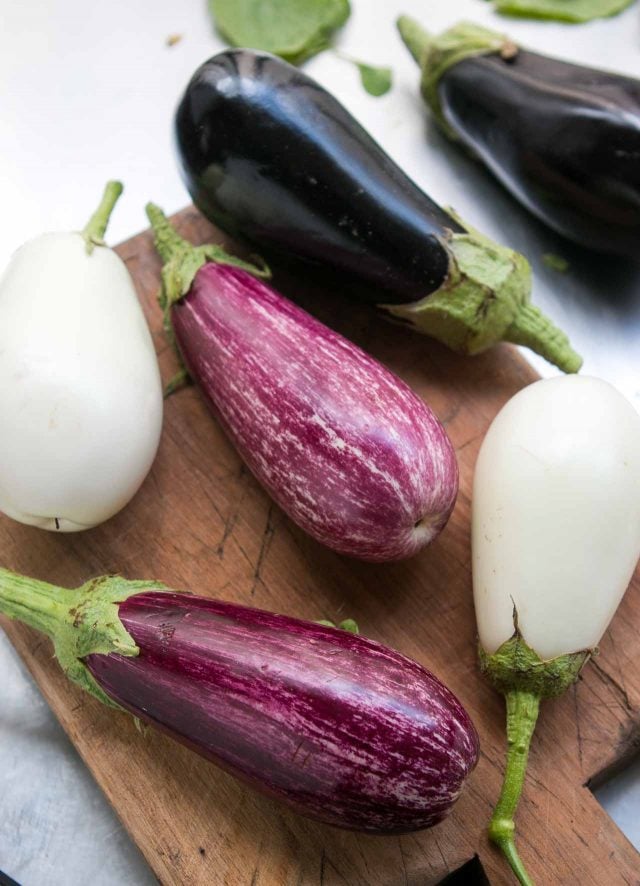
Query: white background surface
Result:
<box><xmin>1</xmin><ymin>0</ymin><xmax>639</xmax><ymax>883</ymax></box>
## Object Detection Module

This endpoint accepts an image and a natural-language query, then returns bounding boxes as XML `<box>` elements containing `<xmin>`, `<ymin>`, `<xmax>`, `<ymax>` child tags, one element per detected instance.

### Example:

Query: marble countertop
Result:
<box><xmin>1</xmin><ymin>0</ymin><xmax>639</xmax><ymax>882</ymax></box>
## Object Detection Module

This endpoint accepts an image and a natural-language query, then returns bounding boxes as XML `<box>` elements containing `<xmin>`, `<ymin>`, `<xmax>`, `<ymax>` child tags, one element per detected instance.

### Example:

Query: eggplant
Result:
<box><xmin>0</xmin><ymin>568</ymin><xmax>480</xmax><ymax>833</ymax></box>
<box><xmin>398</xmin><ymin>18</ymin><xmax>640</xmax><ymax>259</ymax></box>
<box><xmin>472</xmin><ymin>375</ymin><xmax>640</xmax><ymax>882</ymax></box>
<box><xmin>0</xmin><ymin>182</ymin><xmax>162</xmax><ymax>532</ymax></box>
<box><xmin>146</xmin><ymin>205</ymin><xmax>458</xmax><ymax>563</ymax></box>
<box><xmin>174</xmin><ymin>49</ymin><xmax>581</xmax><ymax>373</ymax></box>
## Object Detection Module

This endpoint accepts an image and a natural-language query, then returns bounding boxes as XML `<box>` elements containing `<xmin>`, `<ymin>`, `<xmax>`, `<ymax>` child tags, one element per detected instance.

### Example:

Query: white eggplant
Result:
<box><xmin>0</xmin><ymin>182</ymin><xmax>163</xmax><ymax>532</ymax></box>
<box><xmin>472</xmin><ymin>375</ymin><xmax>640</xmax><ymax>885</ymax></box>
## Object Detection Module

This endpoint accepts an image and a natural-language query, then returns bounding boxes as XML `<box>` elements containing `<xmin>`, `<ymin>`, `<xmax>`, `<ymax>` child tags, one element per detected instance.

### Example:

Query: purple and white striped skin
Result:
<box><xmin>170</xmin><ymin>262</ymin><xmax>458</xmax><ymax>561</ymax></box>
<box><xmin>86</xmin><ymin>592</ymin><xmax>479</xmax><ymax>833</ymax></box>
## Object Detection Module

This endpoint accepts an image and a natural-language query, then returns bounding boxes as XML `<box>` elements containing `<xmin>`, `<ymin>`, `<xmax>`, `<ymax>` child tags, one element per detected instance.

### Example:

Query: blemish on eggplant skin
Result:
<box><xmin>159</xmin><ymin>622</ymin><xmax>176</xmax><ymax>646</ymax></box>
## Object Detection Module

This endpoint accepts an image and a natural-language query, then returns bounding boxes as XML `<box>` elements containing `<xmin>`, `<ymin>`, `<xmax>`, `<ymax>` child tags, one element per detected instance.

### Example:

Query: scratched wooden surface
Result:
<box><xmin>2</xmin><ymin>208</ymin><xmax>640</xmax><ymax>886</ymax></box>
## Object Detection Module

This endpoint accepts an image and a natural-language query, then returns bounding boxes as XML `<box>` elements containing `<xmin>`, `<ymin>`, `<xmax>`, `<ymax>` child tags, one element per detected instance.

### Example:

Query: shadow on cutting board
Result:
<box><xmin>438</xmin><ymin>855</ymin><xmax>491</xmax><ymax>885</ymax></box>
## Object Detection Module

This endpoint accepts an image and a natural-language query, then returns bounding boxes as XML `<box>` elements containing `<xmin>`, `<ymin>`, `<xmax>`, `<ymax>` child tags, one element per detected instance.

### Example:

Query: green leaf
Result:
<box><xmin>337</xmin><ymin>618</ymin><xmax>359</xmax><ymax>634</ymax></box>
<box><xmin>317</xmin><ymin>618</ymin><xmax>360</xmax><ymax>633</ymax></box>
<box><xmin>542</xmin><ymin>253</ymin><xmax>570</xmax><ymax>273</ymax></box>
<box><xmin>494</xmin><ymin>0</ymin><xmax>635</xmax><ymax>23</ymax></box>
<box><xmin>356</xmin><ymin>62</ymin><xmax>393</xmax><ymax>96</ymax></box>
<box><xmin>209</xmin><ymin>0</ymin><xmax>351</xmax><ymax>64</ymax></box>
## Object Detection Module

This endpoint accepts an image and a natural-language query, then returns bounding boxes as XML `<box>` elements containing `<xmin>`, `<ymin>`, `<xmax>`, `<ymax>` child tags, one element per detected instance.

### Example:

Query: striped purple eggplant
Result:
<box><xmin>0</xmin><ymin>569</ymin><xmax>480</xmax><ymax>833</ymax></box>
<box><xmin>146</xmin><ymin>205</ymin><xmax>458</xmax><ymax>562</ymax></box>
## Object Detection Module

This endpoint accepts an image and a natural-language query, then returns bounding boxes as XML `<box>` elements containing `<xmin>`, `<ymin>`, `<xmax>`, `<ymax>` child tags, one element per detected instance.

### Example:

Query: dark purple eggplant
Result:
<box><xmin>398</xmin><ymin>18</ymin><xmax>640</xmax><ymax>259</ymax></box>
<box><xmin>174</xmin><ymin>49</ymin><xmax>581</xmax><ymax>373</ymax></box>
<box><xmin>0</xmin><ymin>568</ymin><xmax>479</xmax><ymax>833</ymax></box>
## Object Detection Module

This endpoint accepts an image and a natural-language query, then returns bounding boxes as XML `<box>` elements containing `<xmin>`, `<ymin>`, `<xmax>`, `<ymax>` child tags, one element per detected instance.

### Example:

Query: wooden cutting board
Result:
<box><xmin>2</xmin><ymin>208</ymin><xmax>639</xmax><ymax>886</ymax></box>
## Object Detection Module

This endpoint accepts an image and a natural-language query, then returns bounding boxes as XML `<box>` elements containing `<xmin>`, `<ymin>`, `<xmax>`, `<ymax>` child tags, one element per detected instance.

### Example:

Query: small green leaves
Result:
<box><xmin>337</xmin><ymin>618</ymin><xmax>359</xmax><ymax>633</ymax></box>
<box><xmin>317</xmin><ymin>618</ymin><xmax>360</xmax><ymax>633</ymax></box>
<box><xmin>493</xmin><ymin>0</ymin><xmax>635</xmax><ymax>22</ymax></box>
<box><xmin>542</xmin><ymin>253</ymin><xmax>570</xmax><ymax>273</ymax></box>
<box><xmin>209</xmin><ymin>0</ymin><xmax>351</xmax><ymax>65</ymax></box>
<box><xmin>355</xmin><ymin>62</ymin><xmax>393</xmax><ymax>97</ymax></box>
<box><xmin>208</xmin><ymin>0</ymin><xmax>391</xmax><ymax>97</ymax></box>
<box><xmin>335</xmin><ymin>51</ymin><xmax>393</xmax><ymax>97</ymax></box>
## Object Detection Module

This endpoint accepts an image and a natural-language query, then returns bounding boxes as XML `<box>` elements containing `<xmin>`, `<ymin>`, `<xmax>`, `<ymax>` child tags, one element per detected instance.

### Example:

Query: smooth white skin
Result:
<box><xmin>0</xmin><ymin>232</ymin><xmax>163</xmax><ymax>531</ymax></box>
<box><xmin>473</xmin><ymin>376</ymin><xmax>640</xmax><ymax>660</ymax></box>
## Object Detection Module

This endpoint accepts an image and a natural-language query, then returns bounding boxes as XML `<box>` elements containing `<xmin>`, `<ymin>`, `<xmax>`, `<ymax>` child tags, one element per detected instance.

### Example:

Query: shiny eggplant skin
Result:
<box><xmin>175</xmin><ymin>49</ymin><xmax>464</xmax><ymax>306</ymax></box>
<box><xmin>85</xmin><ymin>591</ymin><xmax>480</xmax><ymax>834</ymax></box>
<box><xmin>438</xmin><ymin>50</ymin><xmax>640</xmax><ymax>258</ymax></box>
<box><xmin>174</xmin><ymin>45</ymin><xmax>583</xmax><ymax>374</ymax></box>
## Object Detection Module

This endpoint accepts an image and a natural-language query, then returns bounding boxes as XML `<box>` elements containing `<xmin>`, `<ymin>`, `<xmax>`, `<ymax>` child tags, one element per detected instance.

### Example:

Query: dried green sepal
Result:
<box><xmin>397</xmin><ymin>19</ymin><xmax>517</xmax><ymax>140</ymax></box>
<box><xmin>0</xmin><ymin>569</ymin><xmax>170</xmax><ymax>709</ymax></box>
<box><xmin>52</xmin><ymin>576</ymin><xmax>165</xmax><ymax>709</ymax></box>
<box><xmin>145</xmin><ymin>203</ymin><xmax>270</xmax><ymax>338</ymax></box>
<box><xmin>480</xmin><ymin>614</ymin><xmax>594</xmax><ymax>884</ymax></box>
<box><xmin>480</xmin><ymin>628</ymin><xmax>593</xmax><ymax>699</ymax></box>
<box><xmin>382</xmin><ymin>212</ymin><xmax>582</xmax><ymax>373</ymax></box>
<box><xmin>145</xmin><ymin>203</ymin><xmax>271</xmax><ymax>387</ymax></box>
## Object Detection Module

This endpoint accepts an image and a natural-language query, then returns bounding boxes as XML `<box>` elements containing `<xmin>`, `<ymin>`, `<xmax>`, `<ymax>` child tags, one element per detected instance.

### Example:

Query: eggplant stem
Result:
<box><xmin>0</xmin><ymin>567</ymin><xmax>165</xmax><ymax>709</ymax></box>
<box><xmin>145</xmin><ymin>203</ymin><xmax>192</xmax><ymax>264</ymax></box>
<box><xmin>397</xmin><ymin>15</ymin><xmax>432</xmax><ymax>65</ymax></box>
<box><xmin>82</xmin><ymin>180</ymin><xmax>123</xmax><ymax>254</ymax></box>
<box><xmin>164</xmin><ymin>367</ymin><xmax>192</xmax><ymax>398</ymax></box>
<box><xmin>489</xmin><ymin>689</ymin><xmax>540</xmax><ymax>886</ymax></box>
<box><xmin>0</xmin><ymin>568</ymin><xmax>74</xmax><ymax>638</ymax></box>
<box><xmin>505</xmin><ymin>303</ymin><xmax>582</xmax><ymax>374</ymax></box>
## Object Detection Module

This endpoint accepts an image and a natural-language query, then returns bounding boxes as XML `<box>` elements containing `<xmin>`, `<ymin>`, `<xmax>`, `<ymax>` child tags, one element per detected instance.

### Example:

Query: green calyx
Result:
<box><xmin>480</xmin><ymin>628</ymin><xmax>592</xmax><ymax>699</ymax></box>
<box><xmin>81</xmin><ymin>180</ymin><xmax>124</xmax><ymax>254</ymax></box>
<box><xmin>145</xmin><ymin>203</ymin><xmax>270</xmax><ymax>341</ymax></box>
<box><xmin>382</xmin><ymin>212</ymin><xmax>582</xmax><ymax>373</ymax></box>
<box><xmin>397</xmin><ymin>19</ymin><xmax>517</xmax><ymax>141</ymax></box>
<box><xmin>481</xmin><ymin>625</ymin><xmax>593</xmax><ymax>885</ymax></box>
<box><xmin>0</xmin><ymin>568</ymin><xmax>168</xmax><ymax>709</ymax></box>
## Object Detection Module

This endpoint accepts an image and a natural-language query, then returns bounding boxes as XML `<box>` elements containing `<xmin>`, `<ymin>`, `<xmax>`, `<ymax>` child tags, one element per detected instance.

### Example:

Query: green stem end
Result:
<box><xmin>0</xmin><ymin>567</ymin><xmax>165</xmax><ymax>709</ymax></box>
<box><xmin>145</xmin><ymin>202</ymin><xmax>192</xmax><ymax>265</ymax></box>
<box><xmin>144</xmin><ymin>203</ymin><xmax>271</xmax><ymax>390</ymax></box>
<box><xmin>381</xmin><ymin>213</ymin><xmax>582</xmax><ymax>373</ymax></box>
<box><xmin>82</xmin><ymin>180</ymin><xmax>124</xmax><ymax>254</ymax></box>
<box><xmin>144</xmin><ymin>202</ymin><xmax>270</xmax><ymax>325</ymax></box>
<box><xmin>488</xmin><ymin>690</ymin><xmax>539</xmax><ymax>886</ymax></box>
<box><xmin>396</xmin><ymin>15</ymin><xmax>433</xmax><ymax>65</ymax></box>
<box><xmin>505</xmin><ymin>303</ymin><xmax>582</xmax><ymax>373</ymax></box>
<box><xmin>481</xmin><ymin>626</ymin><xmax>592</xmax><ymax>886</ymax></box>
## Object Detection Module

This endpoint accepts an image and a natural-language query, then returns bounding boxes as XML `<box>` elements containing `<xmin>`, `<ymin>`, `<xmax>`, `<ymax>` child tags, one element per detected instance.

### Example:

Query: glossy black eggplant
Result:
<box><xmin>175</xmin><ymin>49</ymin><xmax>581</xmax><ymax>373</ymax></box>
<box><xmin>399</xmin><ymin>18</ymin><xmax>640</xmax><ymax>259</ymax></box>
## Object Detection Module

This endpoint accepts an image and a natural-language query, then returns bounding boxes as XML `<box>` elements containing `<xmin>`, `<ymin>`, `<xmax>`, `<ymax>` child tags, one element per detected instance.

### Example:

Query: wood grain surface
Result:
<box><xmin>2</xmin><ymin>208</ymin><xmax>640</xmax><ymax>886</ymax></box>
